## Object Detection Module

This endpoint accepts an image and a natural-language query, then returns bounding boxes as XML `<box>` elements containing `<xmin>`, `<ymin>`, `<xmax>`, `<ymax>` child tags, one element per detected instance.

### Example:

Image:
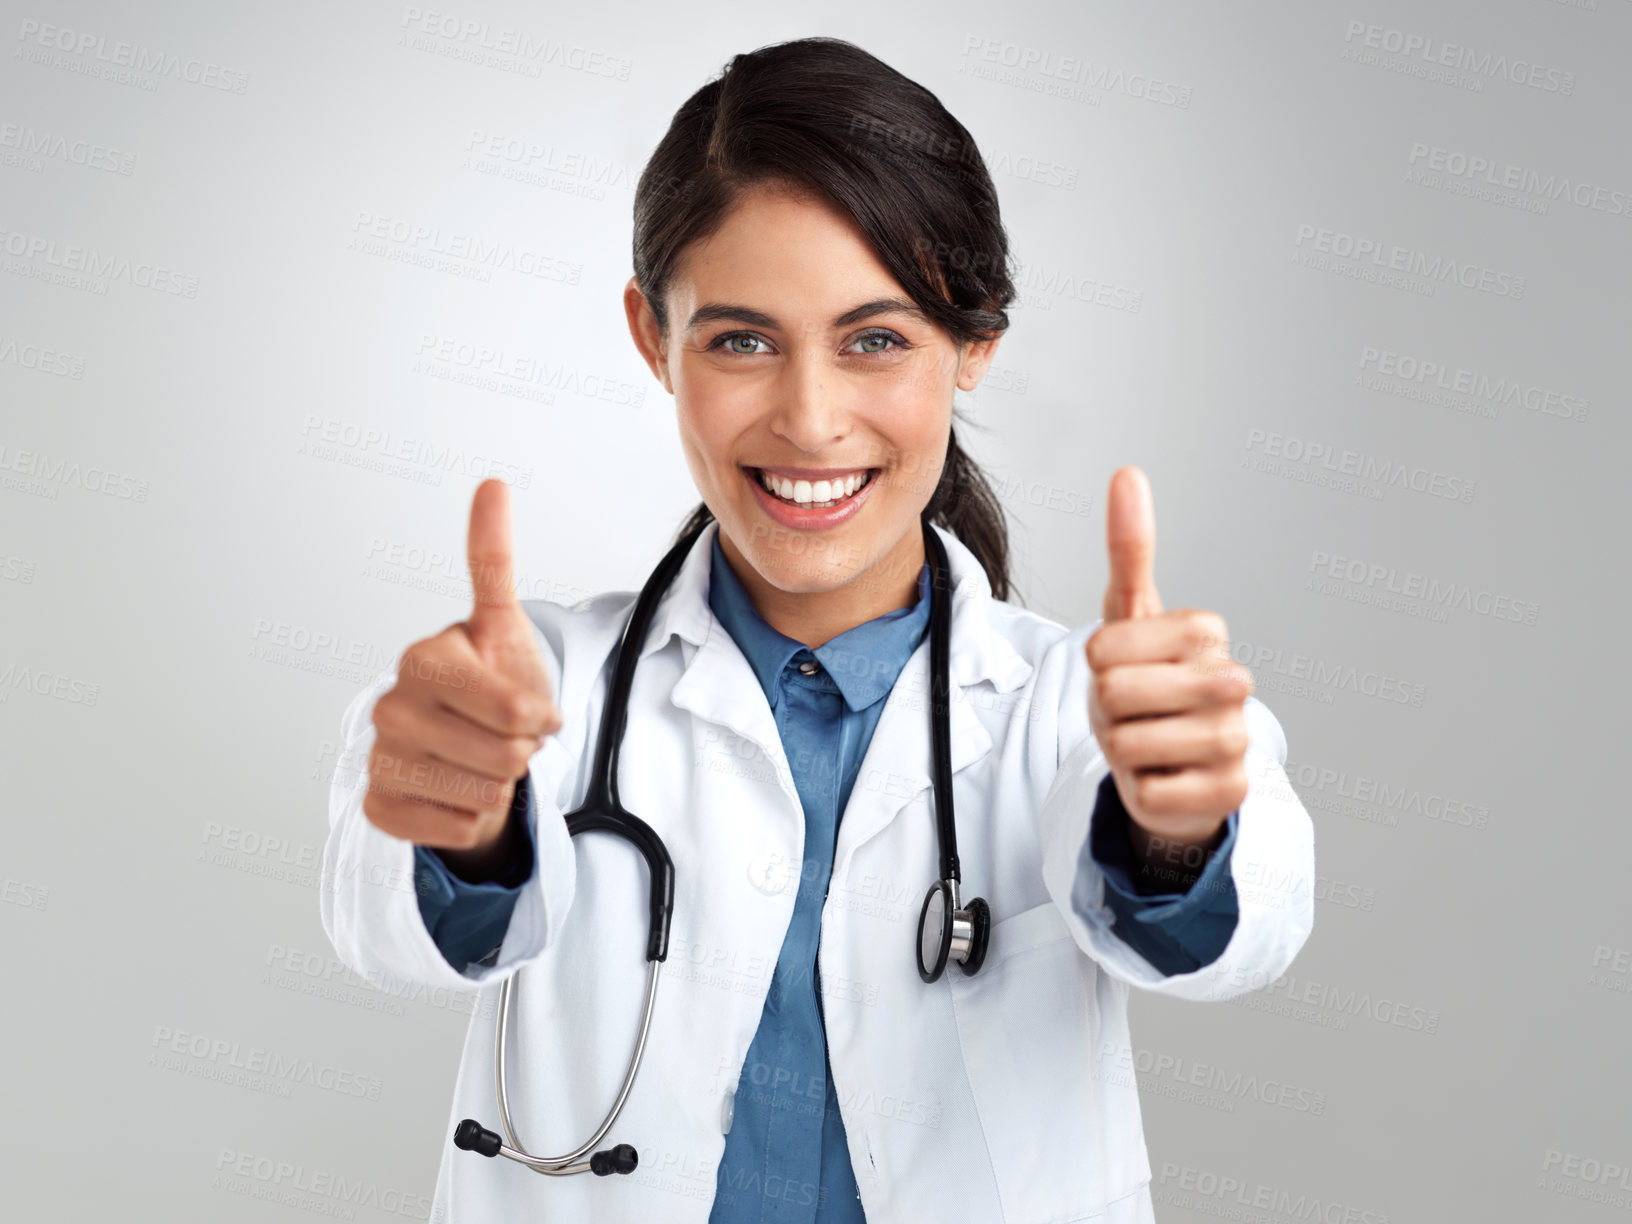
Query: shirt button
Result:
<box><xmin>798</xmin><ymin>660</ymin><xmax>819</xmax><ymax>675</ymax></box>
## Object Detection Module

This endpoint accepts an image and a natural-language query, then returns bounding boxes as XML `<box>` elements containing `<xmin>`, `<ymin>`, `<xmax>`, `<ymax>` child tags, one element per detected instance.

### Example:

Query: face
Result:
<box><xmin>623</xmin><ymin>182</ymin><xmax>1000</xmax><ymax>623</ymax></box>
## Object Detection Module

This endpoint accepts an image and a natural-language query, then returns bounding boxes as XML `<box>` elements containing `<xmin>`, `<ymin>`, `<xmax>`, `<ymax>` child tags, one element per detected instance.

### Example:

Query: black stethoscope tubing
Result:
<box><xmin>455</xmin><ymin>516</ymin><xmax>989</xmax><ymax>1177</ymax></box>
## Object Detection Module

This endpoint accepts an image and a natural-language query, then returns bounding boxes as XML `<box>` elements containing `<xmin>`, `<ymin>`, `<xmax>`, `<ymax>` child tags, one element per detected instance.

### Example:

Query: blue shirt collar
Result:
<box><xmin>707</xmin><ymin>528</ymin><xmax>932</xmax><ymax>712</ymax></box>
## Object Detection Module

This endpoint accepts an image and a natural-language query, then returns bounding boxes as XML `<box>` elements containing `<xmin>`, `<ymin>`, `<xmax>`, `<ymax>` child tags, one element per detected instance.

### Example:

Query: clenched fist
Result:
<box><xmin>1085</xmin><ymin>467</ymin><xmax>1254</xmax><ymax>874</ymax></box>
<box><xmin>362</xmin><ymin>478</ymin><xmax>562</xmax><ymax>879</ymax></box>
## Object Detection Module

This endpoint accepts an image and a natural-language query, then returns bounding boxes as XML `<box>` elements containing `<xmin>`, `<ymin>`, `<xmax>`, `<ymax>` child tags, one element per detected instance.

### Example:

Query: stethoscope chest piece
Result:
<box><xmin>916</xmin><ymin>878</ymin><xmax>991</xmax><ymax>982</ymax></box>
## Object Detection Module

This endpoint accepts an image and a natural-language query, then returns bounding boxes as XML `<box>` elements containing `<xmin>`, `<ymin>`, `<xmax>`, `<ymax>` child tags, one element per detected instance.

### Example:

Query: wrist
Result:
<box><xmin>432</xmin><ymin>781</ymin><xmax>531</xmax><ymax>886</ymax></box>
<box><xmin>1125</xmin><ymin>811</ymin><xmax>1229</xmax><ymax>894</ymax></box>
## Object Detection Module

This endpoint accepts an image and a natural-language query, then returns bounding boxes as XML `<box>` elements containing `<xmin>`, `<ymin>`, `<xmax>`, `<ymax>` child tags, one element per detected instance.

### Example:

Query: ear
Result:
<box><xmin>954</xmin><ymin>334</ymin><xmax>1003</xmax><ymax>392</ymax></box>
<box><xmin>623</xmin><ymin>276</ymin><xmax>674</xmax><ymax>395</ymax></box>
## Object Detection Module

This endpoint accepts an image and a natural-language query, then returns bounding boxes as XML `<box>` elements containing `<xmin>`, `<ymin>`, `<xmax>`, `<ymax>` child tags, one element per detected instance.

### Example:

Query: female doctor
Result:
<box><xmin>321</xmin><ymin>36</ymin><xmax>1315</xmax><ymax>1224</ymax></box>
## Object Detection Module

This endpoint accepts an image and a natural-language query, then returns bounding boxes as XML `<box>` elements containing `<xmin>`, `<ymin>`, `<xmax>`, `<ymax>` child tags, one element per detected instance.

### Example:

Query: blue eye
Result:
<box><xmin>707</xmin><ymin>329</ymin><xmax>911</xmax><ymax>357</ymax></box>
<box><xmin>849</xmin><ymin>329</ymin><xmax>907</xmax><ymax>355</ymax></box>
<box><xmin>713</xmin><ymin>332</ymin><xmax>770</xmax><ymax>356</ymax></box>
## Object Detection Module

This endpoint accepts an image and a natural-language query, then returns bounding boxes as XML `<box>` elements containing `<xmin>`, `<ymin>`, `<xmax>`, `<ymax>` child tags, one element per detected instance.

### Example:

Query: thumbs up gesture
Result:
<box><xmin>363</xmin><ymin>479</ymin><xmax>563</xmax><ymax>878</ymax></box>
<box><xmin>1085</xmin><ymin>468</ymin><xmax>1254</xmax><ymax>872</ymax></box>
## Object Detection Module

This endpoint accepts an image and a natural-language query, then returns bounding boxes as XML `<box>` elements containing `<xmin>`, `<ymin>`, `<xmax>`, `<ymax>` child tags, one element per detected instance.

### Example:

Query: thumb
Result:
<box><xmin>466</xmin><ymin>478</ymin><xmax>525</xmax><ymax>649</ymax></box>
<box><xmin>1102</xmin><ymin>466</ymin><xmax>1162</xmax><ymax>622</ymax></box>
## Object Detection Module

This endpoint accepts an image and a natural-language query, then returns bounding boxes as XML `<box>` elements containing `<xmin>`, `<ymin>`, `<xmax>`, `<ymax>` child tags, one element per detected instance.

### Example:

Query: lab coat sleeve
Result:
<box><xmin>320</xmin><ymin>617</ymin><xmax>579</xmax><ymax>992</ymax></box>
<box><xmin>1034</xmin><ymin>621</ymin><xmax>1315</xmax><ymax>1001</ymax></box>
<box><xmin>411</xmin><ymin>772</ymin><xmax>537</xmax><ymax>973</ymax></box>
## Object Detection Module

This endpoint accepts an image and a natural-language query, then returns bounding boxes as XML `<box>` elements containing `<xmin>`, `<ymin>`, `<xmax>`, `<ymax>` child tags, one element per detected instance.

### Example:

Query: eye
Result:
<box><xmin>847</xmin><ymin>329</ymin><xmax>909</xmax><ymax>356</ymax></box>
<box><xmin>709</xmin><ymin>331</ymin><xmax>772</xmax><ymax>356</ymax></box>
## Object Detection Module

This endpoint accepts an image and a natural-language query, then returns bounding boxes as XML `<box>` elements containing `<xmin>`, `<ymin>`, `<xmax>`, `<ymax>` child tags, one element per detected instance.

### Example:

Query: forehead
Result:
<box><xmin>671</xmin><ymin>184</ymin><xmax>907</xmax><ymax>320</ymax></box>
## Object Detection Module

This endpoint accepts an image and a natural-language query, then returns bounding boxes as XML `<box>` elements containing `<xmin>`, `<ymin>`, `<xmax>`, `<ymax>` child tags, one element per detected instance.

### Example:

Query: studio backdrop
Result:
<box><xmin>1</xmin><ymin>1</ymin><xmax>1626</xmax><ymax>1220</ymax></box>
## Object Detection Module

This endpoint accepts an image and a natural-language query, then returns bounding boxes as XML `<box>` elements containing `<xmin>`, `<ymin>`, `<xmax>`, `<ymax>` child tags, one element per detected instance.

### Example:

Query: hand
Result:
<box><xmin>1084</xmin><ymin>467</ymin><xmax>1253</xmax><ymax>874</ymax></box>
<box><xmin>362</xmin><ymin>478</ymin><xmax>563</xmax><ymax>875</ymax></box>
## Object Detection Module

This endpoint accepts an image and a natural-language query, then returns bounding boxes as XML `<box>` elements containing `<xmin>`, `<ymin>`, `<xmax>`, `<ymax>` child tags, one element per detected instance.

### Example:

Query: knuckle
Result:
<box><xmin>1095</xmin><ymin>671</ymin><xmax>1119</xmax><ymax>712</ymax></box>
<box><xmin>1132</xmin><ymin>772</ymin><xmax>1155</xmax><ymax>811</ymax></box>
<box><xmin>1217</xmin><ymin>717</ymin><xmax>1250</xmax><ymax>759</ymax></box>
<box><xmin>1084</xmin><ymin>633</ymin><xmax>1105</xmax><ymax>674</ymax></box>
<box><xmin>1101</xmin><ymin>724</ymin><xmax>1124</xmax><ymax>762</ymax></box>
<box><xmin>372</xmin><ymin>695</ymin><xmax>407</xmax><ymax>737</ymax></box>
<box><xmin>1183</xmin><ymin>609</ymin><xmax>1226</xmax><ymax>652</ymax></box>
<box><xmin>496</xmin><ymin>689</ymin><xmax>533</xmax><ymax>732</ymax></box>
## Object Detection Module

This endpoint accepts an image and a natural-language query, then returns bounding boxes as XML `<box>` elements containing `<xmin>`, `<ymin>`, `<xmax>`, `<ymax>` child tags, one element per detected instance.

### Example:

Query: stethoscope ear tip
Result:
<box><xmin>454</xmin><ymin>1119</ymin><xmax>502</xmax><ymax>1158</ymax></box>
<box><xmin>590</xmin><ymin>1144</ymin><xmax>639</xmax><ymax>1176</ymax></box>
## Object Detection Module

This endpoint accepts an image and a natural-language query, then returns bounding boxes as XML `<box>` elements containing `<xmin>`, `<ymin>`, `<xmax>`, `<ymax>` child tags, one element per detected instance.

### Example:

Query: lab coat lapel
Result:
<box><xmin>832</xmin><ymin>523</ymin><xmax>1033</xmax><ymax>877</ymax></box>
<box><xmin>652</xmin><ymin>521</ymin><xmax>802</xmax><ymax>812</ymax></box>
<box><xmin>640</xmin><ymin>519</ymin><xmax>1033</xmax><ymax>870</ymax></box>
<box><xmin>830</xmin><ymin>634</ymin><xmax>988</xmax><ymax>881</ymax></box>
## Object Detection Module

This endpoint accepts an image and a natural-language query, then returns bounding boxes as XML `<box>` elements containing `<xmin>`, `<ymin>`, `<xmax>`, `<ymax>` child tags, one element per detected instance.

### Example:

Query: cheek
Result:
<box><xmin>674</xmin><ymin>396</ymin><xmax>748</xmax><ymax>489</ymax></box>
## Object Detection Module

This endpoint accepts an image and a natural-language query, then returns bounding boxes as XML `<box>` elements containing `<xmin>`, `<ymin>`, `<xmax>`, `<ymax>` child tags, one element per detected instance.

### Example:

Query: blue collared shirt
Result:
<box><xmin>412</xmin><ymin>527</ymin><xmax>1241</xmax><ymax>1220</ymax></box>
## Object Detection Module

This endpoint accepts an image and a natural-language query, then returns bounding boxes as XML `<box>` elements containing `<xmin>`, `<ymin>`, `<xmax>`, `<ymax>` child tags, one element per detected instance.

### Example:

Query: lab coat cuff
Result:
<box><xmin>1042</xmin><ymin>694</ymin><xmax>1313</xmax><ymax>999</ymax></box>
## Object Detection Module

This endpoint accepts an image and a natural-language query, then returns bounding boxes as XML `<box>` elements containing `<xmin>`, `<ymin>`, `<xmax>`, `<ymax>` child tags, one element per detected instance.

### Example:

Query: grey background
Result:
<box><xmin>2</xmin><ymin>0</ymin><xmax>1626</xmax><ymax>1219</ymax></box>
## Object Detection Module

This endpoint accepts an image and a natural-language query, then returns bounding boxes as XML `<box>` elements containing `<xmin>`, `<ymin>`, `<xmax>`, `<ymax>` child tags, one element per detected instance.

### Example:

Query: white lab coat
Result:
<box><xmin>322</xmin><ymin>519</ymin><xmax>1315</xmax><ymax>1224</ymax></box>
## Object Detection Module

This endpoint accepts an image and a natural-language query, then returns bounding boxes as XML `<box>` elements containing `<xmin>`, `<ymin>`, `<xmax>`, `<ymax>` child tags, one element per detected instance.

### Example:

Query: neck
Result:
<box><xmin>718</xmin><ymin>524</ymin><xmax>927</xmax><ymax>649</ymax></box>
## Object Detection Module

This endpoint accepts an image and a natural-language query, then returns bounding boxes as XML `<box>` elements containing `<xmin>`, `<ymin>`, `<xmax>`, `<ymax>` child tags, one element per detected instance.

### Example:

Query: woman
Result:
<box><xmin>322</xmin><ymin>36</ymin><xmax>1314</xmax><ymax>1224</ymax></box>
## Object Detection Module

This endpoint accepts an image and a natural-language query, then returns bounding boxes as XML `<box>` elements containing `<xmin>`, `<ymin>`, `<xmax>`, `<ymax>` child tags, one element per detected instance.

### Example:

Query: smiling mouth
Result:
<box><xmin>750</xmin><ymin>467</ymin><xmax>879</xmax><ymax>509</ymax></box>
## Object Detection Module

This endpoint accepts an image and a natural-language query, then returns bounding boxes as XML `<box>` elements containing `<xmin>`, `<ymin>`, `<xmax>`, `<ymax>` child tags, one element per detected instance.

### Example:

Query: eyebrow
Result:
<box><xmin>684</xmin><ymin>297</ymin><xmax>931</xmax><ymax>333</ymax></box>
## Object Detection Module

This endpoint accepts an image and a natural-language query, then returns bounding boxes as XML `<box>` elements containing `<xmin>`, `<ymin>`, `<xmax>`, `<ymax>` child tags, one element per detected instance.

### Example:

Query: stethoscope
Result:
<box><xmin>454</xmin><ymin>517</ymin><xmax>991</xmax><ymax>1177</ymax></box>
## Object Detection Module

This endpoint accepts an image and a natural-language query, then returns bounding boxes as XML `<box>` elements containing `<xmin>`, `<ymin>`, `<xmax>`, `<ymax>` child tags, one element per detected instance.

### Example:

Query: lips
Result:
<box><xmin>741</xmin><ymin>464</ymin><xmax>880</xmax><ymax>531</ymax></box>
<box><xmin>753</xmin><ymin>467</ymin><xmax>876</xmax><ymax>507</ymax></box>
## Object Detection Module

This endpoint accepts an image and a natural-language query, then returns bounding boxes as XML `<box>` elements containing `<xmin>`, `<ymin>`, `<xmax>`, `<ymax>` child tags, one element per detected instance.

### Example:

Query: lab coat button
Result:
<box><xmin>721</xmin><ymin>1090</ymin><xmax>734</xmax><ymax>1134</ymax></box>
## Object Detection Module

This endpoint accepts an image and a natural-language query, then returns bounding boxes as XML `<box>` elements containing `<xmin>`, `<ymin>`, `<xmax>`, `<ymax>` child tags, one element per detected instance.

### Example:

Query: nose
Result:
<box><xmin>768</xmin><ymin>347</ymin><xmax>851</xmax><ymax>453</ymax></box>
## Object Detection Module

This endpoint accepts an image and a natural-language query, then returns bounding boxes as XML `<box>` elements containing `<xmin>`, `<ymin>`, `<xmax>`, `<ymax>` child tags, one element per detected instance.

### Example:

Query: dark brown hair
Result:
<box><xmin>633</xmin><ymin>36</ymin><xmax>1019</xmax><ymax>601</ymax></box>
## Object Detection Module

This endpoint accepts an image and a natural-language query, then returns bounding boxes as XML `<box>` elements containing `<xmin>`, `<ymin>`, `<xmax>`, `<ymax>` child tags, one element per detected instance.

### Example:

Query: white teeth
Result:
<box><xmin>758</xmin><ymin>469</ymin><xmax>871</xmax><ymax>506</ymax></box>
